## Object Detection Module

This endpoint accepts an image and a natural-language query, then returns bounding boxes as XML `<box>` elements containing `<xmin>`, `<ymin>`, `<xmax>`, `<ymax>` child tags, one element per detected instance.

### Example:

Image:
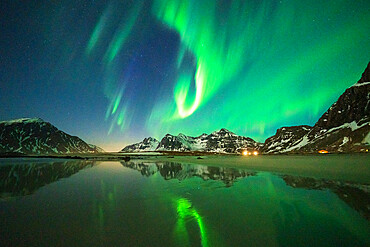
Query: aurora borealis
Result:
<box><xmin>1</xmin><ymin>0</ymin><xmax>369</xmax><ymax>151</ymax></box>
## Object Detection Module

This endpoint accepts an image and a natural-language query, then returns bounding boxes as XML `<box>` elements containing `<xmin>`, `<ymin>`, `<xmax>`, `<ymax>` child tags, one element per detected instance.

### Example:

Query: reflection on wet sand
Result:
<box><xmin>122</xmin><ymin>161</ymin><xmax>370</xmax><ymax>221</ymax></box>
<box><xmin>175</xmin><ymin>198</ymin><xmax>208</xmax><ymax>247</ymax></box>
<box><xmin>0</xmin><ymin>160</ymin><xmax>96</xmax><ymax>198</ymax></box>
<box><xmin>121</xmin><ymin>161</ymin><xmax>256</xmax><ymax>186</ymax></box>
<box><xmin>281</xmin><ymin>175</ymin><xmax>370</xmax><ymax>220</ymax></box>
<box><xmin>0</xmin><ymin>159</ymin><xmax>369</xmax><ymax>246</ymax></box>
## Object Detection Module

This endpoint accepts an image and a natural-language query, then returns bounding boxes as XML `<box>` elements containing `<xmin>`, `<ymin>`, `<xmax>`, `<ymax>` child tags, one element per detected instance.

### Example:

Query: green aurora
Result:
<box><xmin>86</xmin><ymin>0</ymin><xmax>370</xmax><ymax>144</ymax></box>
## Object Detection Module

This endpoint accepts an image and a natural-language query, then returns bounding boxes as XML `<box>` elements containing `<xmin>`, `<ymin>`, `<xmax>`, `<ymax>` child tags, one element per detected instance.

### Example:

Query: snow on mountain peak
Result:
<box><xmin>121</xmin><ymin>136</ymin><xmax>159</xmax><ymax>152</ymax></box>
<box><xmin>0</xmin><ymin>117</ymin><xmax>101</xmax><ymax>154</ymax></box>
<box><xmin>210</xmin><ymin>128</ymin><xmax>236</xmax><ymax>137</ymax></box>
<box><xmin>0</xmin><ymin>117</ymin><xmax>45</xmax><ymax>125</ymax></box>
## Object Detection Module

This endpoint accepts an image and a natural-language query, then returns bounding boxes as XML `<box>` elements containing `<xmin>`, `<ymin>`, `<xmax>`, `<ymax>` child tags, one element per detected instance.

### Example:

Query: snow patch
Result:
<box><xmin>351</xmin><ymin>81</ymin><xmax>370</xmax><ymax>87</ymax></box>
<box><xmin>328</xmin><ymin>120</ymin><xmax>369</xmax><ymax>133</ymax></box>
<box><xmin>282</xmin><ymin>136</ymin><xmax>309</xmax><ymax>152</ymax></box>
<box><xmin>362</xmin><ymin>132</ymin><xmax>370</xmax><ymax>144</ymax></box>
<box><xmin>340</xmin><ymin>137</ymin><xmax>349</xmax><ymax>146</ymax></box>
<box><xmin>0</xmin><ymin>118</ymin><xmax>44</xmax><ymax>125</ymax></box>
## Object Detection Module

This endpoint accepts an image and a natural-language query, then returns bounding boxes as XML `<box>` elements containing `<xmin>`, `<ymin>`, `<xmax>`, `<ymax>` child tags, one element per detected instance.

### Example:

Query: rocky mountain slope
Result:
<box><xmin>121</xmin><ymin>137</ymin><xmax>159</xmax><ymax>152</ymax></box>
<box><xmin>0</xmin><ymin>118</ymin><xmax>104</xmax><ymax>154</ymax></box>
<box><xmin>264</xmin><ymin>62</ymin><xmax>370</xmax><ymax>153</ymax></box>
<box><xmin>121</xmin><ymin>128</ymin><xmax>261</xmax><ymax>153</ymax></box>
<box><xmin>204</xmin><ymin>128</ymin><xmax>261</xmax><ymax>152</ymax></box>
<box><xmin>88</xmin><ymin>144</ymin><xmax>105</xmax><ymax>153</ymax></box>
<box><xmin>261</xmin><ymin>125</ymin><xmax>312</xmax><ymax>153</ymax></box>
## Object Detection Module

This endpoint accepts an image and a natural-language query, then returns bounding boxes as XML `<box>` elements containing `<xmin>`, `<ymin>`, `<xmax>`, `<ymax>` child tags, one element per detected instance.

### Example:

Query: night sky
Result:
<box><xmin>1</xmin><ymin>0</ymin><xmax>369</xmax><ymax>151</ymax></box>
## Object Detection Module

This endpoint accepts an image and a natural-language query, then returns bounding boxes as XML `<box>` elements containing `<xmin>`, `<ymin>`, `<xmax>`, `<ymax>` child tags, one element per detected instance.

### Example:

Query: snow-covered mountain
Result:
<box><xmin>120</xmin><ymin>137</ymin><xmax>159</xmax><ymax>152</ymax></box>
<box><xmin>121</xmin><ymin>128</ymin><xmax>261</xmax><ymax>153</ymax></box>
<box><xmin>88</xmin><ymin>144</ymin><xmax>105</xmax><ymax>153</ymax></box>
<box><xmin>0</xmin><ymin>118</ymin><xmax>104</xmax><ymax>154</ymax></box>
<box><xmin>262</xmin><ymin>126</ymin><xmax>312</xmax><ymax>153</ymax></box>
<box><xmin>155</xmin><ymin>133</ymin><xmax>210</xmax><ymax>151</ymax></box>
<box><xmin>265</xmin><ymin>62</ymin><xmax>370</xmax><ymax>153</ymax></box>
<box><xmin>204</xmin><ymin>128</ymin><xmax>261</xmax><ymax>152</ymax></box>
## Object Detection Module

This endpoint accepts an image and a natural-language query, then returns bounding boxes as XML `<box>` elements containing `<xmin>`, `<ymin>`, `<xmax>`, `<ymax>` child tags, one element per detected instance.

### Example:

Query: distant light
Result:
<box><xmin>318</xmin><ymin>150</ymin><xmax>328</xmax><ymax>154</ymax></box>
<box><xmin>242</xmin><ymin>151</ymin><xmax>248</xmax><ymax>156</ymax></box>
<box><xmin>253</xmin><ymin>151</ymin><xmax>258</xmax><ymax>156</ymax></box>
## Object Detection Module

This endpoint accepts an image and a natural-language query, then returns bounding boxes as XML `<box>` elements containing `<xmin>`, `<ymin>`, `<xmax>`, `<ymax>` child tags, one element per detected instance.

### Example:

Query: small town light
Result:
<box><xmin>243</xmin><ymin>151</ymin><xmax>248</xmax><ymax>156</ymax></box>
<box><xmin>253</xmin><ymin>151</ymin><xmax>258</xmax><ymax>155</ymax></box>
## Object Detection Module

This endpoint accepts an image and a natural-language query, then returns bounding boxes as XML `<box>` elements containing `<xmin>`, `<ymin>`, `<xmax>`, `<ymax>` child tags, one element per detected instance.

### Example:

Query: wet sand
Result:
<box><xmin>1</xmin><ymin>153</ymin><xmax>369</xmax><ymax>184</ymax></box>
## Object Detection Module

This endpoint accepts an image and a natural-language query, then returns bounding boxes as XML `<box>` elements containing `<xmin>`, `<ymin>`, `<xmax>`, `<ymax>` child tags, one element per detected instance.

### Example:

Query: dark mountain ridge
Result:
<box><xmin>0</xmin><ymin>118</ymin><xmax>104</xmax><ymax>154</ymax></box>
<box><xmin>121</xmin><ymin>128</ymin><xmax>261</xmax><ymax>153</ymax></box>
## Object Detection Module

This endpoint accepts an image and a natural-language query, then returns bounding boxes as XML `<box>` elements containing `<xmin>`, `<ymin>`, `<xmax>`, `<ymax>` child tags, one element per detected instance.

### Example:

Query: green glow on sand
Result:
<box><xmin>175</xmin><ymin>198</ymin><xmax>209</xmax><ymax>247</ymax></box>
<box><xmin>92</xmin><ymin>180</ymin><xmax>119</xmax><ymax>240</ymax></box>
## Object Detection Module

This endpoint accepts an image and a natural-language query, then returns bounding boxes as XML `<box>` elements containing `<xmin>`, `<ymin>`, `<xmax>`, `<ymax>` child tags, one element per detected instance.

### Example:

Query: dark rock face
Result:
<box><xmin>121</xmin><ymin>137</ymin><xmax>159</xmax><ymax>152</ymax></box>
<box><xmin>299</xmin><ymin>63</ymin><xmax>370</xmax><ymax>153</ymax></box>
<box><xmin>314</xmin><ymin>84</ymin><xmax>369</xmax><ymax>131</ymax></box>
<box><xmin>357</xmin><ymin>61</ymin><xmax>370</xmax><ymax>84</ymax></box>
<box><xmin>0</xmin><ymin>118</ymin><xmax>103</xmax><ymax>154</ymax></box>
<box><xmin>123</xmin><ymin>128</ymin><xmax>260</xmax><ymax>153</ymax></box>
<box><xmin>204</xmin><ymin>128</ymin><xmax>259</xmax><ymax>153</ymax></box>
<box><xmin>88</xmin><ymin>144</ymin><xmax>105</xmax><ymax>153</ymax></box>
<box><xmin>154</xmin><ymin>129</ymin><xmax>260</xmax><ymax>153</ymax></box>
<box><xmin>264</xmin><ymin>62</ymin><xmax>370</xmax><ymax>153</ymax></box>
<box><xmin>156</xmin><ymin>134</ymin><xmax>191</xmax><ymax>151</ymax></box>
<box><xmin>262</xmin><ymin>125</ymin><xmax>312</xmax><ymax>153</ymax></box>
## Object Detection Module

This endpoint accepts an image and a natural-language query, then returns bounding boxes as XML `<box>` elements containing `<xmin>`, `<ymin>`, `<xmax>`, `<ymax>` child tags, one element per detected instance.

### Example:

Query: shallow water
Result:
<box><xmin>0</xmin><ymin>158</ymin><xmax>369</xmax><ymax>246</ymax></box>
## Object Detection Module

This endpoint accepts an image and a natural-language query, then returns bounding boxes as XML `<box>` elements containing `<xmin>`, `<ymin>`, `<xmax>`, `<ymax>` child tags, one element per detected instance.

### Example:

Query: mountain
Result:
<box><xmin>0</xmin><ymin>118</ymin><xmax>104</xmax><ymax>154</ymax></box>
<box><xmin>156</xmin><ymin>134</ymin><xmax>197</xmax><ymax>151</ymax></box>
<box><xmin>122</xmin><ymin>128</ymin><xmax>261</xmax><ymax>153</ymax></box>
<box><xmin>262</xmin><ymin>125</ymin><xmax>312</xmax><ymax>153</ymax></box>
<box><xmin>265</xmin><ymin>62</ymin><xmax>370</xmax><ymax>153</ymax></box>
<box><xmin>120</xmin><ymin>137</ymin><xmax>159</xmax><ymax>152</ymax></box>
<box><xmin>88</xmin><ymin>144</ymin><xmax>105</xmax><ymax>153</ymax></box>
<box><xmin>204</xmin><ymin>128</ymin><xmax>261</xmax><ymax>153</ymax></box>
<box><xmin>156</xmin><ymin>133</ymin><xmax>211</xmax><ymax>151</ymax></box>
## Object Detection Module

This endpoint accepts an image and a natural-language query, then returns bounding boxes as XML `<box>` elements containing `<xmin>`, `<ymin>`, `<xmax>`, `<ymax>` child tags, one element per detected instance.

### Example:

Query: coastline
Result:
<box><xmin>0</xmin><ymin>152</ymin><xmax>369</xmax><ymax>184</ymax></box>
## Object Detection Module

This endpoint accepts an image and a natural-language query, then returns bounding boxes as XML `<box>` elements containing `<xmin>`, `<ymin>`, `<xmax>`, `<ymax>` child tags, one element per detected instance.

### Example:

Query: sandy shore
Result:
<box><xmin>1</xmin><ymin>152</ymin><xmax>369</xmax><ymax>184</ymax></box>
